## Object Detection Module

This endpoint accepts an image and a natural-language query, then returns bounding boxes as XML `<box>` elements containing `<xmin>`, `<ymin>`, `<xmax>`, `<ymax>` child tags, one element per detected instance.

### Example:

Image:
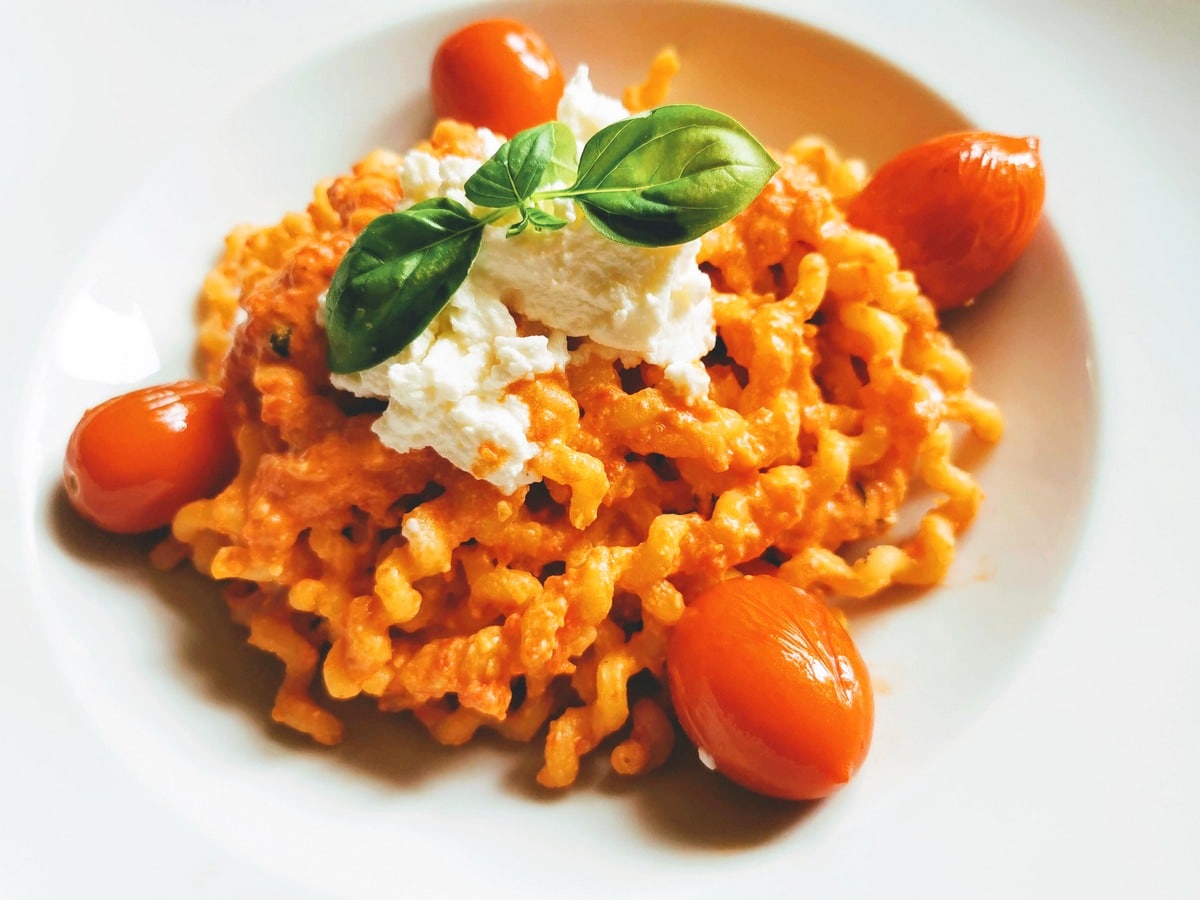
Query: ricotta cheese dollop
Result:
<box><xmin>328</xmin><ymin>67</ymin><xmax>717</xmax><ymax>494</ymax></box>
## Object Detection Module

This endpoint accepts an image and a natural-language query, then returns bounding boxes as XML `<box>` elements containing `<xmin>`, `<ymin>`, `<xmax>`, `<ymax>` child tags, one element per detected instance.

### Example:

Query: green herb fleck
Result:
<box><xmin>269</xmin><ymin>327</ymin><xmax>292</xmax><ymax>358</ymax></box>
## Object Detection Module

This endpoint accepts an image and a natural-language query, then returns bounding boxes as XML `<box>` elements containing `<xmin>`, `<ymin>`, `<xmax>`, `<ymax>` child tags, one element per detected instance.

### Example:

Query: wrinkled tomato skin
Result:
<box><xmin>431</xmin><ymin>18</ymin><xmax>564</xmax><ymax>137</ymax></box>
<box><xmin>847</xmin><ymin>131</ymin><xmax>1045</xmax><ymax>310</ymax></box>
<box><xmin>63</xmin><ymin>381</ymin><xmax>238</xmax><ymax>535</ymax></box>
<box><xmin>667</xmin><ymin>575</ymin><xmax>874</xmax><ymax>800</ymax></box>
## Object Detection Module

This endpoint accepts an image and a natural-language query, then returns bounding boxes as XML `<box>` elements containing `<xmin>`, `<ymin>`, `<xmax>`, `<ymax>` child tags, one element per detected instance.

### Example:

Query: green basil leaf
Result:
<box><xmin>525</xmin><ymin>207</ymin><xmax>569</xmax><ymax>232</ymax></box>
<box><xmin>505</xmin><ymin>209</ymin><xmax>532</xmax><ymax>238</ymax></box>
<box><xmin>543</xmin><ymin>121</ymin><xmax>580</xmax><ymax>188</ymax></box>
<box><xmin>465</xmin><ymin>121</ymin><xmax>578</xmax><ymax>209</ymax></box>
<box><xmin>504</xmin><ymin>205</ymin><xmax>569</xmax><ymax>238</ymax></box>
<box><xmin>570</xmin><ymin>104</ymin><xmax>779</xmax><ymax>247</ymax></box>
<box><xmin>325</xmin><ymin>198</ymin><xmax>483</xmax><ymax>373</ymax></box>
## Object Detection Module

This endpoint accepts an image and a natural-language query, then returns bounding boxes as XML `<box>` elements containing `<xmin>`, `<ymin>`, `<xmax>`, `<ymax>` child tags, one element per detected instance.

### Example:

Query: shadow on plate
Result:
<box><xmin>49</xmin><ymin>482</ymin><xmax>810</xmax><ymax>847</ymax></box>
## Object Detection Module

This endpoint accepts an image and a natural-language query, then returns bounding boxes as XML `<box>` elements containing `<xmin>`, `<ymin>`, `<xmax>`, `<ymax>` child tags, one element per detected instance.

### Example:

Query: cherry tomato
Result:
<box><xmin>667</xmin><ymin>575</ymin><xmax>873</xmax><ymax>800</ymax></box>
<box><xmin>431</xmin><ymin>18</ymin><xmax>564</xmax><ymax>137</ymax></box>
<box><xmin>846</xmin><ymin>131</ymin><xmax>1045</xmax><ymax>309</ymax></box>
<box><xmin>63</xmin><ymin>381</ymin><xmax>238</xmax><ymax>534</ymax></box>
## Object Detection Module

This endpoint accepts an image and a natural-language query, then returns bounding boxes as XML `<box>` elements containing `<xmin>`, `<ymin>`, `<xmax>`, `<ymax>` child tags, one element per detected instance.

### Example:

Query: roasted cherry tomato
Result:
<box><xmin>667</xmin><ymin>575</ymin><xmax>873</xmax><ymax>800</ymax></box>
<box><xmin>63</xmin><ymin>381</ymin><xmax>238</xmax><ymax>534</ymax></box>
<box><xmin>431</xmin><ymin>18</ymin><xmax>564</xmax><ymax>137</ymax></box>
<box><xmin>846</xmin><ymin>131</ymin><xmax>1045</xmax><ymax>309</ymax></box>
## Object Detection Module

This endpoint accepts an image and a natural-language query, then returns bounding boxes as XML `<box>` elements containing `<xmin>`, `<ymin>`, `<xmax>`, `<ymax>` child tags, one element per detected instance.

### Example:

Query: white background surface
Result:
<box><xmin>4</xmin><ymin>0</ymin><xmax>1199</xmax><ymax>897</ymax></box>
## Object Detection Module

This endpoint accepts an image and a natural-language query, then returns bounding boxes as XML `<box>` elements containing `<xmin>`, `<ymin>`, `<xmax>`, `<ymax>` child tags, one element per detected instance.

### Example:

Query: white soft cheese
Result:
<box><xmin>471</xmin><ymin>217</ymin><xmax>715</xmax><ymax>397</ymax></box>
<box><xmin>328</xmin><ymin>68</ymin><xmax>716</xmax><ymax>493</ymax></box>
<box><xmin>332</xmin><ymin>289</ymin><xmax>568</xmax><ymax>494</ymax></box>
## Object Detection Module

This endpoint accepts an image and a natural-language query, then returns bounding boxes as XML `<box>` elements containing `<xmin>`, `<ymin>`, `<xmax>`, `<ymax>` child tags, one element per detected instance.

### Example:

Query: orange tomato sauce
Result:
<box><xmin>158</xmin><ymin>112</ymin><xmax>1000</xmax><ymax>788</ymax></box>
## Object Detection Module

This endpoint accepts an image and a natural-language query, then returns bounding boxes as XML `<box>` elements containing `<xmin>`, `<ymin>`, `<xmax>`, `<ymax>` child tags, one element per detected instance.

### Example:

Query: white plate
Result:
<box><xmin>5</xmin><ymin>1</ymin><xmax>1199</xmax><ymax>898</ymax></box>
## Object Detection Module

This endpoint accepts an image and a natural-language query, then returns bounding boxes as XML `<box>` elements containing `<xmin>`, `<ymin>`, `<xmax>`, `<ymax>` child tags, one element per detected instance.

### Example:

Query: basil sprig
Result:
<box><xmin>325</xmin><ymin>104</ymin><xmax>778</xmax><ymax>374</ymax></box>
<box><xmin>464</xmin><ymin>120</ymin><xmax>577</xmax><ymax>237</ymax></box>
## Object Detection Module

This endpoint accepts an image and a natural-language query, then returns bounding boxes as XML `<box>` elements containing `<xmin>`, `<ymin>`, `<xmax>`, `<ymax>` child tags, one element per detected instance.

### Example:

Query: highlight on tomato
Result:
<box><xmin>63</xmin><ymin>380</ymin><xmax>239</xmax><ymax>534</ymax></box>
<box><xmin>667</xmin><ymin>575</ymin><xmax>874</xmax><ymax>800</ymax></box>
<box><xmin>847</xmin><ymin>131</ymin><xmax>1045</xmax><ymax>309</ymax></box>
<box><xmin>431</xmin><ymin>18</ymin><xmax>565</xmax><ymax>137</ymax></box>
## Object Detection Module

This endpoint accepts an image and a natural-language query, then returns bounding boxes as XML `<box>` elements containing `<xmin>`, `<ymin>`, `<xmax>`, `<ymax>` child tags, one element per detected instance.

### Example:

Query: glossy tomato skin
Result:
<box><xmin>431</xmin><ymin>18</ymin><xmax>564</xmax><ymax>137</ymax></box>
<box><xmin>667</xmin><ymin>575</ymin><xmax>873</xmax><ymax>800</ymax></box>
<box><xmin>63</xmin><ymin>381</ymin><xmax>238</xmax><ymax>534</ymax></box>
<box><xmin>847</xmin><ymin>131</ymin><xmax>1045</xmax><ymax>310</ymax></box>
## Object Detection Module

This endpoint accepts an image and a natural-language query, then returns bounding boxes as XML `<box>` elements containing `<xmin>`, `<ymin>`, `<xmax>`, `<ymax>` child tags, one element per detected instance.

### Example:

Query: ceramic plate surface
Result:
<box><xmin>6</xmin><ymin>1</ymin><xmax>1198</xmax><ymax>897</ymax></box>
